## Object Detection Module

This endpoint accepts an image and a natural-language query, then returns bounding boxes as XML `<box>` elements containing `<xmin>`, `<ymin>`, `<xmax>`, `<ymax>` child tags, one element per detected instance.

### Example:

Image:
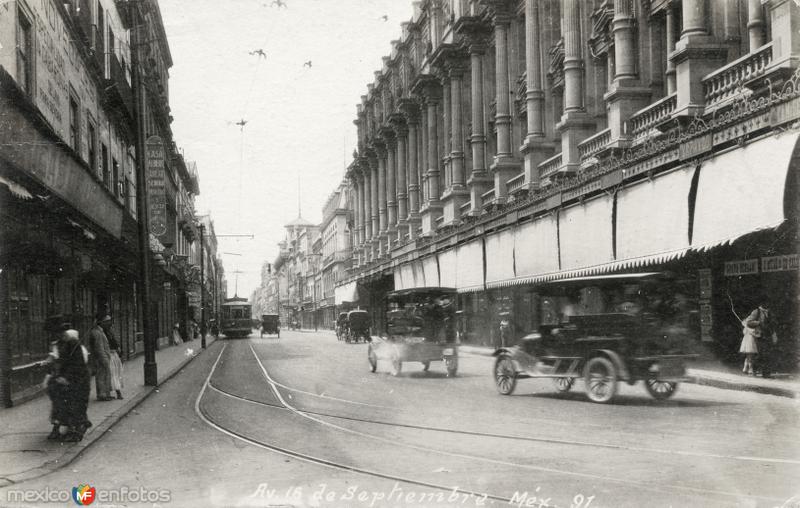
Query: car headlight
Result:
<box><xmin>442</xmin><ymin>348</ymin><xmax>454</xmax><ymax>356</ymax></box>
<box><xmin>648</xmin><ymin>363</ymin><xmax>660</xmax><ymax>373</ymax></box>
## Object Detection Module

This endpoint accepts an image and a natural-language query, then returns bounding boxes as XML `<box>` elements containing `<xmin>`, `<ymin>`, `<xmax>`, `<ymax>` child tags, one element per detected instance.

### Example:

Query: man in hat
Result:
<box><xmin>745</xmin><ymin>302</ymin><xmax>777</xmax><ymax>378</ymax></box>
<box><xmin>88</xmin><ymin>314</ymin><xmax>113</xmax><ymax>401</ymax></box>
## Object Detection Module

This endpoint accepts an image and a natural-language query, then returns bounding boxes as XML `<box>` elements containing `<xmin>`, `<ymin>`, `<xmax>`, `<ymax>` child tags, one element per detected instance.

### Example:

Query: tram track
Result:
<box><xmin>195</xmin><ymin>341</ymin><xmax>790</xmax><ymax>506</ymax></box>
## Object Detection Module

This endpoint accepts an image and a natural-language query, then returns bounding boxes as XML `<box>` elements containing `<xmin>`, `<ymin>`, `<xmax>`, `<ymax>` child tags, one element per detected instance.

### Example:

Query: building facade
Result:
<box><xmin>338</xmin><ymin>0</ymin><xmax>799</xmax><ymax>369</ymax></box>
<box><xmin>0</xmin><ymin>0</ymin><xmax>222</xmax><ymax>406</ymax></box>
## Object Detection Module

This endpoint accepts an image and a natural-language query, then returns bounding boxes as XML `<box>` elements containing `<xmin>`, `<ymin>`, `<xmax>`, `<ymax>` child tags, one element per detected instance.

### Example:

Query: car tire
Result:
<box><xmin>584</xmin><ymin>356</ymin><xmax>618</xmax><ymax>404</ymax></box>
<box><xmin>422</xmin><ymin>361</ymin><xmax>430</xmax><ymax>372</ymax></box>
<box><xmin>552</xmin><ymin>377</ymin><xmax>574</xmax><ymax>392</ymax></box>
<box><xmin>645</xmin><ymin>379</ymin><xmax>678</xmax><ymax>400</ymax></box>
<box><xmin>494</xmin><ymin>355</ymin><xmax>516</xmax><ymax>395</ymax></box>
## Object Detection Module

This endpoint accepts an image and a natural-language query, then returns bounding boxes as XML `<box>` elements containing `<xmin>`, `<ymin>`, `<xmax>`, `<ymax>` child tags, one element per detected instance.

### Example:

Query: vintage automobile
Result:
<box><xmin>368</xmin><ymin>287</ymin><xmax>458</xmax><ymax>376</ymax></box>
<box><xmin>345</xmin><ymin>310</ymin><xmax>371</xmax><ymax>343</ymax></box>
<box><xmin>260</xmin><ymin>314</ymin><xmax>280</xmax><ymax>338</ymax></box>
<box><xmin>335</xmin><ymin>312</ymin><xmax>349</xmax><ymax>341</ymax></box>
<box><xmin>493</xmin><ymin>272</ymin><xmax>698</xmax><ymax>403</ymax></box>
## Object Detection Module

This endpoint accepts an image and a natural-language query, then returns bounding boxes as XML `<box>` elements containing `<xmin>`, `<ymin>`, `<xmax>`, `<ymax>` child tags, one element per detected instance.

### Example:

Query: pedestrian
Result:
<box><xmin>744</xmin><ymin>302</ymin><xmax>777</xmax><ymax>378</ymax></box>
<box><xmin>739</xmin><ymin>307</ymin><xmax>761</xmax><ymax>376</ymax></box>
<box><xmin>172</xmin><ymin>322</ymin><xmax>183</xmax><ymax>346</ymax></box>
<box><xmin>88</xmin><ymin>314</ymin><xmax>114</xmax><ymax>401</ymax></box>
<box><xmin>45</xmin><ymin>318</ymin><xmax>92</xmax><ymax>442</ymax></box>
<box><xmin>106</xmin><ymin>327</ymin><xmax>124</xmax><ymax>400</ymax></box>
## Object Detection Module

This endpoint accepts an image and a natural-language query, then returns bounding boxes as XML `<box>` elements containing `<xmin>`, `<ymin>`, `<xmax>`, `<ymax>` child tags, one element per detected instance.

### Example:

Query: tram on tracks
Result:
<box><xmin>221</xmin><ymin>296</ymin><xmax>253</xmax><ymax>338</ymax></box>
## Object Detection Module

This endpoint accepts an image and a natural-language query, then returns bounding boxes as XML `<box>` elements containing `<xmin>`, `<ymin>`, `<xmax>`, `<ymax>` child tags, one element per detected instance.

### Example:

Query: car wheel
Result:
<box><xmin>494</xmin><ymin>355</ymin><xmax>516</xmax><ymax>395</ymax></box>
<box><xmin>645</xmin><ymin>379</ymin><xmax>678</xmax><ymax>400</ymax></box>
<box><xmin>445</xmin><ymin>356</ymin><xmax>458</xmax><ymax>377</ymax></box>
<box><xmin>422</xmin><ymin>361</ymin><xmax>430</xmax><ymax>372</ymax></box>
<box><xmin>390</xmin><ymin>355</ymin><xmax>402</xmax><ymax>377</ymax></box>
<box><xmin>553</xmin><ymin>377</ymin><xmax>574</xmax><ymax>392</ymax></box>
<box><xmin>368</xmin><ymin>347</ymin><xmax>377</xmax><ymax>373</ymax></box>
<box><xmin>584</xmin><ymin>357</ymin><xmax>618</xmax><ymax>404</ymax></box>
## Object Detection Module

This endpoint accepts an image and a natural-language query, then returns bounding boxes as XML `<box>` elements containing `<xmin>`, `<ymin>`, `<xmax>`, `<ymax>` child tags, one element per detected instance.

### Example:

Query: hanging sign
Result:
<box><xmin>724</xmin><ymin>259</ymin><xmax>759</xmax><ymax>276</ymax></box>
<box><xmin>146</xmin><ymin>136</ymin><xmax>167</xmax><ymax>237</ymax></box>
<box><xmin>762</xmin><ymin>254</ymin><xmax>799</xmax><ymax>273</ymax></box>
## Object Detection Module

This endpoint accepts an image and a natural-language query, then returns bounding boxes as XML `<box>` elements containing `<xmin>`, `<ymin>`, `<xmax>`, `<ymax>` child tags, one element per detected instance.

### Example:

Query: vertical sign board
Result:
<box><xmin>146</xmin><ymin>136</ymin><xmax>167</xmax><ymax>237</ymax></box>
<box><xmin>698</xmin><ymin>268</ymin><xmax>714</xmax><ymax>342</ymax></box>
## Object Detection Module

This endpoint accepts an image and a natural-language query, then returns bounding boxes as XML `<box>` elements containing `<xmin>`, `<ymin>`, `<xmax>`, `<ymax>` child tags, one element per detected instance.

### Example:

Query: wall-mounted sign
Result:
<box><xmin>724</xmin><ymin>259</ymin><xmax>759</xmax><ymax>276</ymax></box>
<box><xmin>762</xmin><ymin>254</ymin><xmax>799</xmax><ymax>273</ymax></box>
<box><xmin>146</xmin><ymin>136</ymin><xmax>167</xmax><ymax>237</ymax></box>
<box><xmin>698</xmin><ymin>268</ymin><xmax>713</xmax><ymax>299</ymax></box>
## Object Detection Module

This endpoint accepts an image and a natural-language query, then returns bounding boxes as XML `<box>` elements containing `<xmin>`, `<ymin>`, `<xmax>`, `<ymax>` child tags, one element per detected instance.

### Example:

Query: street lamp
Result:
<box><xmin>199</xmin><ymin>222</ymin><xmax>206</xmax><ymax>349</ymax></box>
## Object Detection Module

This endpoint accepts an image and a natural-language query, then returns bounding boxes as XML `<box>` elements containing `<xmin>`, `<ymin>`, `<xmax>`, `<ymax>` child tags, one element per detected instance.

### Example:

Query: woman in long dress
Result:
<box><xmin>107</xmin><ymin>329</ymin><xmax>124</xmax><ymax>399</ymax></box>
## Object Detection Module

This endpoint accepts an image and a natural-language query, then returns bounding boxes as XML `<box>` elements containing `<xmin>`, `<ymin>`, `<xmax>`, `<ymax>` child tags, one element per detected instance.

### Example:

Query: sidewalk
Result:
<box><xmin>0</xmin><ymin>335</ymin><xmax>217</xmax><ymax>487</ymax></box>
<box><xmin>458</xmin><ymin>345</ymin><xmax>800</xmax><ymax>399</ymax></box>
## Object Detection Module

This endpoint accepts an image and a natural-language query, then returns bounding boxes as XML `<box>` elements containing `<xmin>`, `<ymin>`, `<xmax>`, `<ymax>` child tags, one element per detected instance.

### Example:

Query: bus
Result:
<box><xmin>221</xmin><ymin>297</ymin><xmax>253</xmax><ymax>338</ymax></box>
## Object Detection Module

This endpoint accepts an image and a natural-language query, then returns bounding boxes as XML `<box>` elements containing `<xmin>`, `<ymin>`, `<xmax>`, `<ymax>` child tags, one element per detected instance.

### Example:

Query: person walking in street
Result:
<box><xmin>106</xmin><ymin>326</ymin><xmax>124</xmax><ymax>399</ymax></box>
<box><xmin>88</xmin><ymin>314</ymin><xmax>114</xmax><ymax>401</ymax></box>
<box><xmin>45</xmin><ymin>318</ymin><xmax>92</xmax><ymax>442</ymax></box>
<box><xmin>744</xmin><ymin>302</ymin><xmax>776</xmax><ymax>378</ymax></box>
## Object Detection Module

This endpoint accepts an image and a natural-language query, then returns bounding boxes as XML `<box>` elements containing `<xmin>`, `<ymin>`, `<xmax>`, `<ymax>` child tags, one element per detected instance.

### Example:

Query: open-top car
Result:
<box><xmin>260</xmin><ymin>314</ymin><xmax>280</xmax><ymax>338</ymax></box>
<box><xmin>345</xmin><ymin>310</ymin><xmax>371</xmax><ymax>343</ymax></box>
<box><xmin>368</xmin><ymin>287</ymin><xmax>458</xmax><ymax>376</ymax></box>
<box><xmin>493</xmin><ymin>272</ymin><xmax>698</xmax><ymax>403</ymax></box>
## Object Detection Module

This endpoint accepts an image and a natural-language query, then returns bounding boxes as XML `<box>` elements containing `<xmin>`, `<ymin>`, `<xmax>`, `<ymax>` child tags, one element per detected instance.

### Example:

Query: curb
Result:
<box><xmin>458</xmin><ymin>346</ymin><xmax>798</xmax><ymax>399</ymax></box>
<box><xmin>0</xmin><ymin>340</ymin><xmax>218</xmax><ymax>487</ymax></box>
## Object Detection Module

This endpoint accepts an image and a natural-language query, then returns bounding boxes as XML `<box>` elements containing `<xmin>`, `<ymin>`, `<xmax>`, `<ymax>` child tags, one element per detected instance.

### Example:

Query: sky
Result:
<box><xmin>158</xmin><ymin>0</ymin><xmax>417</xmax><ymax>298</ymax></box>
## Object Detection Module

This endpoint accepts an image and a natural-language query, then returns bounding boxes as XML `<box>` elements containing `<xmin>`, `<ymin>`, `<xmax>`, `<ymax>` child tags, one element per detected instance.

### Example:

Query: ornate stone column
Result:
<box><xmin>368</xmin><ymin>151</ymin><xmax>379</xmax><ymax>258</ymax></box>
<box><xmin>556</xmin><ymin>0</ymin><xmax>596</xmax><ymax>174</ymax></box>
<box><xmin>385</xmin><ymin>130</ymin><xmax>398</xmax><ymax>245</ymax></box>
<box><xmin>522</xmin><ymin>0</ymin><xmax>553</xmax><ymax>189</ymax></box>
<box><xmin>442</xmin><ymin>60</ymin><xmax>469</xmax><ymax>224</ymax></box>
<box><xmin>490</xmin><ymin>14</ymin><xmax>519</xmax><ymax>203</ymax></box>
<box><xmin>467</xmin><ymin>41</ymin><xmax>491</xmax><ymax>214</ymax></box>
<box><xmin>671</xmin><ymin>0</ymin><xmax>726</xmax><ymax>116</ymax></box>
<box><xmin>665</xmin><ymin>6</ymin><xmax>677</xmax><ymax>94</ymax></box>
<box><xmin>393</xmin><ymin>119</ymin><xmax>409</xmax><ymax>241</ymax></box>
<box><xmin>375</xmin><ymin>140</ymin><xmax>388</xmax><ymax>255</ymax></box>
<box><xmin>748</xmin><ymin>0</ymin><xmax>766</xmax><ymax>50</ymax></box>
<box><xmin>420</xmin><ymin>81</ymin><xmax>443</xmax><ymax>235</ymax></box>
<box><xmin>605</xmin><ymin>0</ymin><xmax>651</xmax><ymax>144</ymax></box>
<box><xmin>404</xmin><ymin>105</ymin><xmax>421</xmax><ymax>239</ymax></box>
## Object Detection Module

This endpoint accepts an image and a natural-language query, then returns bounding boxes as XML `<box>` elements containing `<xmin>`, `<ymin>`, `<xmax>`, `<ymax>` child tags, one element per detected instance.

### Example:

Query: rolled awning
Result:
<box><xmin>421</xmin><ymin>255</ymin><xmax>439</xmax><ymax>287</ymax></box>
<box><xmin>438</xmin><ymin>249</ymin><xmax>457</xmax><ymax>288</ymax></box>
<box><xmin>485</xmin><ymin>229</ymin><xmax>515</xmax><ymax>287</ymax></box>
<box><xmin>559</xmin><ymin>195</ymin><xmax>614</xmax><ymax>271</ymax></box>
<box><xmin>617</xmin><ymin>164</ymin><xmax>694</xmax><ymax>260</ymax></box>
<box><xmin>692</xmin><ymin>131</ymin><xmax>800</xmax><ymax>249</ymax></box>
<box><xmin>334</xmin><ymin>281</ymin><xmax>358</xmax><ymax>304</ymax></box>
<box><xmin>455</xmin><ymin>239</ymin><xmax>484</xmax><ymax>292</ymax></box>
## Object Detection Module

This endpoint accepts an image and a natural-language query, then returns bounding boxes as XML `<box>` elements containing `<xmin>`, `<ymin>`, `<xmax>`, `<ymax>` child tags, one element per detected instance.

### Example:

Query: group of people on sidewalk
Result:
<box><xmin>739</xmin><ymin>303</ymin><xmax>778</xmax><ymax>378</ymax></box>
<box><xmin>44</xmin><ymin>314</ymin><xmax>124</xmax><ymax>443</ymax></box>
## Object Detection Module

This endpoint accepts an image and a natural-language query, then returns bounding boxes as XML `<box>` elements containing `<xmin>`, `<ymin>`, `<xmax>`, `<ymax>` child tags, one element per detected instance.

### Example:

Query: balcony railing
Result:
<box><xmin>506</xmin><ymin>172</ymin><xmax>526</xmax><ymax>194</ymax></box>
<box><xmin>628</xmin><ymin>93</ymin><xmax>677</xmax><ymax>142</ymax></box>
<box><xmin>481</xmin><ymin>188</ymin><xmax>496</xmax><ymax>209</ymax></box>
<box><xmin>703</xmin><ymin>43</ymin><xmax>773</xmax><ymax>108</ymax></box>
<box><xmin>577</xmin><ymin>128</ymin><xmax>611</xmax><ymax>160</ymax></box>
<box><xmin>104</xmin><ymin>54</ymin><xmax>134</xmax><ymax>119</ymax></box>
<box><xmin>538</xmin><ymin>152</ymin><xmax>563</xmax><ymax>179</ymax></box>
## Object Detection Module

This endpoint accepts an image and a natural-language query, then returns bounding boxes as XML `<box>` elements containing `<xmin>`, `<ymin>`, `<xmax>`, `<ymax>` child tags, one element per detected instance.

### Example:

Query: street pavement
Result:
<box><xmin>0</xmin><ymin>330</ymin><xmax>798</xmax><ymax>508</ymax></box>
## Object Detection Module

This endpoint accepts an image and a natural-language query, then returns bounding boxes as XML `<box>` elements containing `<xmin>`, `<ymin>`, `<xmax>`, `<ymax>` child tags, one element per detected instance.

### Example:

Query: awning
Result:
<box><xmin>511</xmin><ymin>214</ymin><xmax>559</xmax><ymax>281</ymax></box>
<box><xmin>438</xmin><ymin>249</ymin><xmax>457</xmax><ymax>288</ymax></box>
<box><xmin>456</xmin><ymin>239</ymin><xmax>484</xmax><ymax>292</ymax></box>
<box><xmin>617</xmin><ymin>164</ymin><xmax>694</xmax><ymax>259</ymax></box>
<box><xmin>393</xmin><ymin>263</ymin><xmax>417</xmax><ymax>291</ymax></box>
<box><xmin>559</xmin><ymin>195</ymin><xmax>614</xmax><ymax>271</ymax></box>
<box><xmin>485</xmin><ymin>229</ymin><xmax>515</xmax><ymax>287</ymax></box>
<box><xmin>692</xmin><ymin>131</ymin><xmax>800</xmax><ymax>249</ymax></box>
<box><xmin>334</xmin><ymin>281</ymin><xmax>359</xmax><ymax>304</ymax></box>
<box><xmin>421</xmin><ymin>255</ymin><xmax>439</xmax><ymax>287</ymax></box>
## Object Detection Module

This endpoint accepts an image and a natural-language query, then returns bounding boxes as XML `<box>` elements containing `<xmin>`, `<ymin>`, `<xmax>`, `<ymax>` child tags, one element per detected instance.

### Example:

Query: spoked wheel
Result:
<box><xmin>368</xmin><ymin>347</ymin><xmax>377</xmax><ymax>373</ymax></box>
<box><xmin>422</xmin><ymin>361</ymin><xmax>430</xmax><ymax>372</ymax></box>
<box><xmin>553</xmin><ymin>377</ymin><xmax>575</xmax><ymax>392</ymax></box>
<box><xmin>390</xmin><ymin>354</ymin><xmax>402</xmax><ymax>377</ymax></box>
<box><xmin>584</xmin><ymin>357</ymin><xmax>618</xmax><ymax>404</ymax></box>
<box><xmin>645</xmin><ymin>379</ymin><xmax>679</xmax><ymax>400</ymax></box>
<box><xmin>445</xmin><ymin>356</ymin><xmax>458</xmax><ymax>377</ymax></box>
<box><xmin>494</xmin><ymin>355</ymin><xmax>516</xmax><ymax>395</ymax></box>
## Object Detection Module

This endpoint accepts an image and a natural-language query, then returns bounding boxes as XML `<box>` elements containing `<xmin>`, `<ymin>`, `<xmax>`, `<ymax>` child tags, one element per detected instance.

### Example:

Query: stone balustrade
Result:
<box><xmin>703</xmin><ymin>42</ymin><xmax>773</xmax><ymax>108</ymax></box>
<box><xmin>577</xmin><ymin>128</ymin><xmax>611</xmax><ymax>160</ymax></box>
<box><xmin>538</xmin><ymin>152</ymin><xmax>563</xmax><ymax>179</ymax></box>
<box><xmin>628</xmin><ymin>93</ymin><xmax>677</xmax><ymax>143</ymax></box>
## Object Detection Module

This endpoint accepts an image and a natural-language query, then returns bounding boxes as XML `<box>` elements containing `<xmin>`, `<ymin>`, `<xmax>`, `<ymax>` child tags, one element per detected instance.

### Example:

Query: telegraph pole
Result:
<box><xmin>199</xmin><ymin>223</ymin><xmax>206</xmax><ymax>349</ymax></box>
<box><xmin>130</xmin><ymin>1</ymin><xmax>157</xmax><ymax>385</ymax></box>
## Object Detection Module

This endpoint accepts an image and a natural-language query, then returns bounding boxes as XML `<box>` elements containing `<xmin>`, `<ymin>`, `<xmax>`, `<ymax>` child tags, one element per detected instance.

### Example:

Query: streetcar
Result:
<box><xmin>221</xmin><ymin>297</ymin><xmax>253</xmax><ymax>338</ymax></box>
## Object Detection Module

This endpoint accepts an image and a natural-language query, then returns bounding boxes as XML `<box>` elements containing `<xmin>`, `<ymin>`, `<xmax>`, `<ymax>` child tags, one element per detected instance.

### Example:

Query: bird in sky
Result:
<box><xmin>235</xmin><ymin>119</ymin><xmax>248</xmax><ymax>130</ymax></box>
<box><xmin>269</xmin><ymin>0</ymin><xmax>287</xmax><ymax>8</ymax></box>
<box><xmin>303</xmin><ymin>60</ymin><xmax>312</xmax><ymax>68</ymax></box>
<box><xmin>379</xmin><ymin>14</ymin><xmax>388</xmax><ymax>21</ymax></box>
<box><xmin>249</xmin><ymin>49</ymin><xmax>267</xmax><ymax>59</ymax></box>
